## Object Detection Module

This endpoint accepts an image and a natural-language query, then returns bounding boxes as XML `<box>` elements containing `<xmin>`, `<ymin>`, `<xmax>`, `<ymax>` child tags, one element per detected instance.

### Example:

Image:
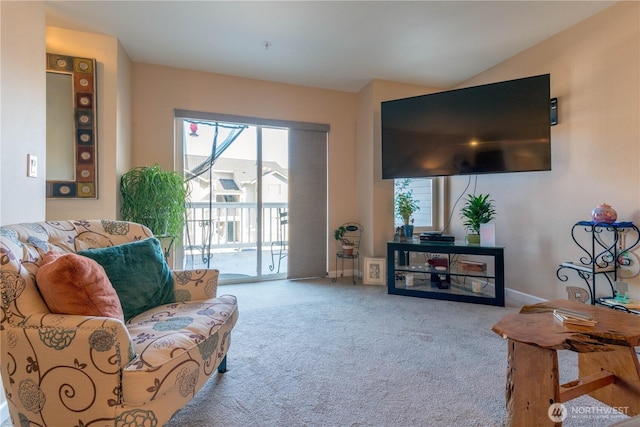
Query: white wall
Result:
<box><xmin>355</xmin><ymin>2</ymin><xmax>640</xmax><ymax>303</ymax></box>
<box><xmin>0</xmin><ymin>1</ymin><xmax>47</xmax><ymax>225</ymax></box>
<box><xmin>130</xmin><ymin>63</ymin><xmax>358</xmax><ymax>270</ymax></box>
<box><xmin>356</xmin><ymin>79</ymin><xmax>442</xmax><ymax>260</ymax></box>
<box><xmin>45</xmin><ymin>27</ymin><xmax>132</xmax><ymax>221</ymax></box>
<box><xmin>446</xmin><ymin>2</ymin><xmax>640</xmax><ymax>301</ymax></box>
<box><xmin>0</xmin><ymin>1</ymin><xmax>46</xmax><ymax>423</ymax></box>
<box><xmin>0</xmin><ymin>12</ymin><xmax>131</xmax><ymax>228</ymax></box>
<box><xmin>115</xmin><ymin>40</ymin><xmax>132</xmax><ymax>218</ymax></box>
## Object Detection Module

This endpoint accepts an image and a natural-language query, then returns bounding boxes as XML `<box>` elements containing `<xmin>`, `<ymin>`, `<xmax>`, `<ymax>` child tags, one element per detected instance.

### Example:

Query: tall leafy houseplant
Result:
<box><xmin>395</xmin><ymin>178</ymin><xmax>419</xmax><ymax>238</ymax></box>
<box><xmin>460</xmin><ymin>194</ymin><xmax>496</xmax><ymax>244</ymax></box>
<box><xmin>120</xmin><ymin>164</ymin><xmax>189</xmax><ymax>237</ymax></box>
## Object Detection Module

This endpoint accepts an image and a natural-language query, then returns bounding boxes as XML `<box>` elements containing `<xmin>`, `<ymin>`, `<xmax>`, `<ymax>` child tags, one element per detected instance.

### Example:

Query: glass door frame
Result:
<box><xmin>175</xmin><ymin>116</ymin><xmax>289</xmax><ymax>283</ymax></box>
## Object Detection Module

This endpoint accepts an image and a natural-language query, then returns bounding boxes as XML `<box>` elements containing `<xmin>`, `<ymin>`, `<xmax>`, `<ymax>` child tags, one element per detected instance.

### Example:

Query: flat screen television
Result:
<box><xmin>381</xmin><ymin>74</ymin><xmax>551</xmax><ymax>179</ymax></box>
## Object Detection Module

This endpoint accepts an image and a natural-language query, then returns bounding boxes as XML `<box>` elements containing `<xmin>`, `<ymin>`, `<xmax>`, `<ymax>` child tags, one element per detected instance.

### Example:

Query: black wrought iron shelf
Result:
<box><xmin>556</xmin><ymin>221</ymin><xmax>640</xmax><ymax>305</ymax></box>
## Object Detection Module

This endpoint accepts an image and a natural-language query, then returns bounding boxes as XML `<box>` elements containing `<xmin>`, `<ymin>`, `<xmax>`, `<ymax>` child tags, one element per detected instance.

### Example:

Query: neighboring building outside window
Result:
<box><xmin>394</xmin><ymin>178</ymin><xmax>434</xmax><ymax>229</ymax></box>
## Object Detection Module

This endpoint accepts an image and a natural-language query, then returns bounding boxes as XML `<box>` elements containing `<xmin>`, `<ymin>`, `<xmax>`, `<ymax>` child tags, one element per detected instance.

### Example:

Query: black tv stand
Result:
<box><xmin>387</xmin><ymin>240</ymin><xmax>505</xmax><ymax>306</ymax></box>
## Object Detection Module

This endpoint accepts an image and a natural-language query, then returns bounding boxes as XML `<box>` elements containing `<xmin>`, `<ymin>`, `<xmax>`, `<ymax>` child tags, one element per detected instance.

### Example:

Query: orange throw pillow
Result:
<box><xmin>36</xmin><ymin>252</ymin><xmax>125</xmax><ymax>322</ymax></box>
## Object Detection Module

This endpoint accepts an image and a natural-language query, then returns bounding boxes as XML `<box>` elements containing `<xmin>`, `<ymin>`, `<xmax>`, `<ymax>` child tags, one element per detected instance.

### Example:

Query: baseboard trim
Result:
<box><xmin>328</xmin><ymin>269</ymin><xmax>360</xmax><ymax>280</ymax></box>
<box><xmin>505</xmin><ymin>287</ymin><xmax>546</xmax><ymax>307</ymax></box>
<box><xmin>329</xmin><ymin>275</ymin><xmax>546</xmax><ymax>306</ymax></box>
<box><xmin>329</xmin><ymin>275</ymin><xmax>546</xmax><ymax>307</ymax></box>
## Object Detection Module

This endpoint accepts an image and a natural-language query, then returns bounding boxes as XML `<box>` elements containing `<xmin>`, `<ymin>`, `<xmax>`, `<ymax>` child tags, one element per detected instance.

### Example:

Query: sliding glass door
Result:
<box><xmin>176</xmin><ymin>110</ymin><xmax>328</xmax><ymax>283</ymax></box>
<box><xmin>180</xmin><ymin>118</ymin><xmax>288</xmax><ymax>281</ymax></box>
<box><xmin>261</xmin><ymin>128</ymin><xmax>289</xmax><ymax>277</ymax></box>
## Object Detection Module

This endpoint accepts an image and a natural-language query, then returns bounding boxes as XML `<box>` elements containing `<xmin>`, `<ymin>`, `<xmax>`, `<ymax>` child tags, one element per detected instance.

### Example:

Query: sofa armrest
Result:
<box><xmin>2</xmin><ymin>313</ymin><xmax>135</xmax><ymax>411</ymax></box>
<box><xmin>172</xmin><ymin>269</ymin><xmax>219</xmax><ymax>301</ymax></box>
<box><xmin>15</xmin><ymin>313</ymin><xmax>135</xmax><ymax>369</ymax></box>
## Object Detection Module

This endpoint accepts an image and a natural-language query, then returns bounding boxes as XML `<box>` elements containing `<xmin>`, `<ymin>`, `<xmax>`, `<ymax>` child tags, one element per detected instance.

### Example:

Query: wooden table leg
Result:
<box><xmin>506</xmin><ymin>339</ymin><xmax>562</xmax><ymax>426</ymax></box>
<box><xmin>578</xmin><ymin>345</ymin><xmax>640</xmax><ymax>416</ymax></box>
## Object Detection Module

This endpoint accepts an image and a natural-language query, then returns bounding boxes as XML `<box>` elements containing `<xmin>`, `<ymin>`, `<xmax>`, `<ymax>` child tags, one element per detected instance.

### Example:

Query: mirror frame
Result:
<box><xmin>46</xmin><ymin>53</ymin><xmax>98</xmax><ymax>198</ymax></box>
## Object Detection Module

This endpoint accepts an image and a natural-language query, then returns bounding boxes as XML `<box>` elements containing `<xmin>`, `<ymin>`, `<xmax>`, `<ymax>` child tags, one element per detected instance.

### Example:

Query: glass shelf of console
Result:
<box><xmin>387</xmin><ymin>240</ymin><xmax>505</xmax><ymax>306</ymax></box>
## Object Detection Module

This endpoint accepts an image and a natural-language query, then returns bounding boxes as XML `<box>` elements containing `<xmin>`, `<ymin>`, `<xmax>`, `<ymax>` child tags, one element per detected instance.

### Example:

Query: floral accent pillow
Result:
<box><xmin>36</xmin><ymin>252</ymin><xmax>125</xmax><ymax>321</ymax></box>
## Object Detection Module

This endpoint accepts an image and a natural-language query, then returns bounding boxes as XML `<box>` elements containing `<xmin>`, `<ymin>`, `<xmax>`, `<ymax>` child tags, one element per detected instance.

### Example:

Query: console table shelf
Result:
<box><xmin>387</xmin><ymin>240</ymin><xmax>505</xmax><ymax>306</ymax></box>
<box><xmin>556</xmin><ymin>221</ymin><xmax>640</xmax><ymax>305</ymax></box>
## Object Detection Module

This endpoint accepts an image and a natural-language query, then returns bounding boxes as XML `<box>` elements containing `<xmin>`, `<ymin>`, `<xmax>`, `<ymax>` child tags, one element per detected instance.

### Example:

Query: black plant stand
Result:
<box><xmin>556</xmin><ymin>221</ymin><xmax>640</xmax><ymax>305</ymax></box>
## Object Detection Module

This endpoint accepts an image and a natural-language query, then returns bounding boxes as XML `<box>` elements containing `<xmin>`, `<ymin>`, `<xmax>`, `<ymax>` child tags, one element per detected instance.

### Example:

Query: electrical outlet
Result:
<box><xmin>27</xmin><ymin>154</ymin><xmax>37</xmax><ymax>178</ymax></box>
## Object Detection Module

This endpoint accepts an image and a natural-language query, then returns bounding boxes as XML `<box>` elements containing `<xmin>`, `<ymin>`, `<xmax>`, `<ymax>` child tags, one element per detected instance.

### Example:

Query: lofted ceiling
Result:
<box><xmin>45</xmin><ymin>1</ymin><xmax>616</xmax><ymax>92</ymax></box>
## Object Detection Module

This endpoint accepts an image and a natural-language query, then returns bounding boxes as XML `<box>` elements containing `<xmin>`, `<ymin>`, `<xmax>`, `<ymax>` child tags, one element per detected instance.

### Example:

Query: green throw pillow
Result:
<box><xmin>78</xmin><ymin>237</ymin><xmax>175</xmax><ymax>322</ymax></box>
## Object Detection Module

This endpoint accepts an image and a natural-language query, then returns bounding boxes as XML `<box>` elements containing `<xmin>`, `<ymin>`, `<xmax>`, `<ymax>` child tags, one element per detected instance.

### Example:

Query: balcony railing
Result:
<box><xmin>182</xmin><ymin>202</ymin><xmax>288</xmax><ymax>273</ymax></box>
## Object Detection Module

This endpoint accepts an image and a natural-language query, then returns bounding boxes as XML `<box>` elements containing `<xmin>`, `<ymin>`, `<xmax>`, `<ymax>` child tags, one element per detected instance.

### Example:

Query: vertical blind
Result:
<box><xmin>287</xmin><ymin>129</ymin><xmax>327</xmax><ymax>278</ymax></box>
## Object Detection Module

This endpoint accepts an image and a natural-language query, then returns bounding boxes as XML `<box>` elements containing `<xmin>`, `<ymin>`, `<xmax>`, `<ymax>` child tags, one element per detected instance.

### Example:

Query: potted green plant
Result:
<box><xmin>120</xmin><ymin>164</ymin><xmax>190</xmax><ymax>237</ymax></box>
<box><xmin>395</xmin><ymin>179</ymin><xmax>420</xmax><ymax>239</ymax></box>
<box><xmin>460</xmin><ymin>194</ymin><xmax>496</xmax><ymax>244</ymax></box>
<box><xmin>334</xmin><ymin>225</ymin><xmax>355</xmax><ymax>255</ymax></box>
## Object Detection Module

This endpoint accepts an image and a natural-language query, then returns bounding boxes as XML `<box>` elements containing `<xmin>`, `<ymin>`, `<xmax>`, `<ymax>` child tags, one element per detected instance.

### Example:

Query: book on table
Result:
<box><xmin>553</xmin><ymin>308</ymin><xmax>597</xmax><ymax>326</ymax></box>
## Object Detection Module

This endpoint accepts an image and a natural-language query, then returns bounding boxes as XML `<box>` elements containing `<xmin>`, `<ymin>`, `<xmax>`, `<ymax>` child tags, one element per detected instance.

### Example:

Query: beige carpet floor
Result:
<box><xmin>164</xmin><ymin>278</ymin><xmax>630</xmax><ymax>427</ymax></box>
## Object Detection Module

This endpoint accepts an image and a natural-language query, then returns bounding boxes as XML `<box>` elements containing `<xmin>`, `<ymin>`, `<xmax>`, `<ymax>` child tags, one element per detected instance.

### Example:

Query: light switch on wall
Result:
<box><xmin>27</xmin><ymin>154</ymin><xmax>37</xmax><ymax>178</ymax></box>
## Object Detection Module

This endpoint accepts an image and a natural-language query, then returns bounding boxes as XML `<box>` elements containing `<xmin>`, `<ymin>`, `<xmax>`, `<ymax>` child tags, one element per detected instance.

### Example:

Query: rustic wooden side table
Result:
<box><xmin>492</xmin><ymin>300</ymin><xmax>640</xmax><ymax>426</ymax></box>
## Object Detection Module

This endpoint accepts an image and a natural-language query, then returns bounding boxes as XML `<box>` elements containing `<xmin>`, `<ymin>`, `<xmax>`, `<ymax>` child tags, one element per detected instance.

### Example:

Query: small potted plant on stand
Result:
<box><xmin>334</xmin><ymin>225</ymin><xmax>355</xmax><ymax>255</ymax></box>
<box><xmin>460</xmin><ymin>193</ymin><xmax>496</xmax><ymax>244</ymax></box>
<box><xmin>395</xmin><ymin>179</ymin><xmax>420</xmax><ymax>240</ymax></box>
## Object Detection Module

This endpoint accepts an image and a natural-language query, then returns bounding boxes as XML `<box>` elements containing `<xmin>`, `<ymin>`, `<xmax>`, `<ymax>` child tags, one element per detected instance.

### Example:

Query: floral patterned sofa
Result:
<box><xmin>0</xmin><ymin>220</ymin><xmax>238</xmax><ymax>427</ymax></box>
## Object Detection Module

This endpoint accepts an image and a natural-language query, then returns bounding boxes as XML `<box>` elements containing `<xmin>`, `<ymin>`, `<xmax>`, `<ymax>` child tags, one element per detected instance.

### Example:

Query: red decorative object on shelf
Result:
<box><xmin>591</xmin><ymin>203</ymin><xmax>617</xmax><ymax>224</ymax></box>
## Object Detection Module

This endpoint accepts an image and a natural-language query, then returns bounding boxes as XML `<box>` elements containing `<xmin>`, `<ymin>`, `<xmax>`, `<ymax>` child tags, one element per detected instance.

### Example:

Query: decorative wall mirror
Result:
<box><xmin>46</xmin><ymin>53</ymin><xmax>98</xmax><ymax>198</ymax></box>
